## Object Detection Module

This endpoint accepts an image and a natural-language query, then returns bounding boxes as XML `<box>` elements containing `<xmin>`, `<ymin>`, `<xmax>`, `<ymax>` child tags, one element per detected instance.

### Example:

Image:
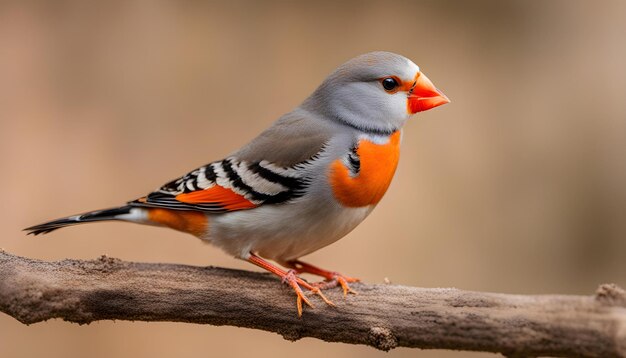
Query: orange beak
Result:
<box><xmin>407</xmin><ymin>72</ymin><xmax>450</xmax><ymax>114</ymax></box>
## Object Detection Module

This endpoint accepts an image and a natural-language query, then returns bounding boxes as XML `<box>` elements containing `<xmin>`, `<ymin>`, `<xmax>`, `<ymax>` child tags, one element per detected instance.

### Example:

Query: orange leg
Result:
<box><xmin>247</xmin><ymin>253</ymin><xmax>334</xmax><ymax>317</ymax></box>
<box><xmin>286</xmin><ymin>260</ymin><xmax>359</xmax><ymax>296</ymax></box>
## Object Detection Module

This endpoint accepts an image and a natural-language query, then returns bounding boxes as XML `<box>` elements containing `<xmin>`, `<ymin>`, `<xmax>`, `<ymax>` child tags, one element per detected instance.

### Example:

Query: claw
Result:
<box><xmin>247</xmin><ymin>254</ymin><xmax>337</xmax><ymax>317</ymax></box>
<box><xmin>283</xmin><ymin>270</ymin><xmax>315</xmax><ymax>317</ymax></box>
<box><xmin>296</xmin><ymin>295</ymin><xmax>303</xmax><ymax>317</ymax></box>
<box><xmin>337</xmin><ymin>276</ymin><xmax>359</xmax><ymax>296</ymax></box>
<box><xmin>309</xmin><ymin>287</ymin><xmax>335</xmax><ymax>307</ymax></box>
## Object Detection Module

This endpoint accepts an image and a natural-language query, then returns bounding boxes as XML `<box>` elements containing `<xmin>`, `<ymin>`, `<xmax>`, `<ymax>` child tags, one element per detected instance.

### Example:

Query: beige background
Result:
<box><xmin>1</xmin><ymin>1</ymin><xmax>625</xmax><ymax>357</ymax></box>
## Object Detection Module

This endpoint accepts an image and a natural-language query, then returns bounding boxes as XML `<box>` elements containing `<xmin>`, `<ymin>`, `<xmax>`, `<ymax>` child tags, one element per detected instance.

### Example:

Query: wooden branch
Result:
<box><xmin>0</xmin><ymin>251</ymin><xmax>624</xmax><ymax>357</ymax></box>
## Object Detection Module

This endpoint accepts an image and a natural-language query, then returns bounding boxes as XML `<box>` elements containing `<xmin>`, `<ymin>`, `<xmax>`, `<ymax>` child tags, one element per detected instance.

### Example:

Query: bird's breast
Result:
<box><xmin>328</xmin><ymin>131</ymin><xmax>401</xmax><ymax>207</ymax></box>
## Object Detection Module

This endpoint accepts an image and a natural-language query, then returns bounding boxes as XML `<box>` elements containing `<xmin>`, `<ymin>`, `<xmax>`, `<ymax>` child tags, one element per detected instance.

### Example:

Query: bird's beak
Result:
<box><xmin>407</xmin><ymin>72</ymin><xmax>450</xmax><ymax>114</ymax></box>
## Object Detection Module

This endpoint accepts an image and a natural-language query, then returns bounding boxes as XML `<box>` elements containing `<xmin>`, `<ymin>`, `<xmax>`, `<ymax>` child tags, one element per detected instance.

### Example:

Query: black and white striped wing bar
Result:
<box><xmin>130</xmin><ymin>157</ymin><xmax>309</xmax><ymax>213</ymax></box>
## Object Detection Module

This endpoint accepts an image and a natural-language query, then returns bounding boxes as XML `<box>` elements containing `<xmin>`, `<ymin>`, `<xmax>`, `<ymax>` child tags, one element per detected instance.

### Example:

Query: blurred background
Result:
<box><xmin>1</xmin><ymin>1</ymin><xmax>625</xmax><ymax>357</ymax></box>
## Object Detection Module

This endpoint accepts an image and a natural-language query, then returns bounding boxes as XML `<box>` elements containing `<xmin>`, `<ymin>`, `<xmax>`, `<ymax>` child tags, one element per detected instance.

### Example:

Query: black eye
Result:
<box><xmin>382</xmin><ymin>77</ymin><xmax>399</xmax><ymax>91</ymax></box>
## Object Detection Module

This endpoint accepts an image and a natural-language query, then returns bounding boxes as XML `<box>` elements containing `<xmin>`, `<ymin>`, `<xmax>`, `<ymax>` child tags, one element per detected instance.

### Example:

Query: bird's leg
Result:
<box><xmin>286</xmin><ymin>260</ymin><xmax>359</xmax><ymax>296</ymax></box>
<box><xmin>247</xmin><ymin>253</ymin><xmax>334</xmax><ymax>317</ymax></box>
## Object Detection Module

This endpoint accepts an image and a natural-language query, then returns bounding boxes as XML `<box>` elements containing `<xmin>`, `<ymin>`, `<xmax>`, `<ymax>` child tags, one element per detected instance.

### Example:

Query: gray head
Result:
<box><xmin>302</xmin><ymin>51</ymin><xmax>449</xmax><ymax>134</ymax></box>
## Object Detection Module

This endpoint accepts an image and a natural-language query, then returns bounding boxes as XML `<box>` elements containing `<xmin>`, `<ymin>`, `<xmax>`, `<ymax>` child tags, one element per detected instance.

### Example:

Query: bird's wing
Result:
<box><xmin>232</xmin><ymin>109</ymin><xmax>332</xmax><ymax>166</ymax></box>
<box><xmin>131</xmin><ymin>110</ymin><xmax>334</xmax><ymax>213</ymax></box>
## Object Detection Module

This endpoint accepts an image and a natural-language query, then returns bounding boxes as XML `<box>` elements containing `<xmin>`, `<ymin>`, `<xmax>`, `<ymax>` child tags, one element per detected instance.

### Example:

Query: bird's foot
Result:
<box><xmin>312</xmin><ymin>273</ymin><xmax>359</xmax><ymax>296</ymax></box>
<box><xmin>287</xmin><ymin>260</ymin><xmax>360</xmax><ymax>297</ymax></box>
<box><xmin>247</xmin><ymin>253</ymin><xmax>334</xmax><ymax>317</ymax></box>
<box><xmin>282</xmin><ymin>270</ymin><xmax>335</xmax><ymax>316</ymax></box>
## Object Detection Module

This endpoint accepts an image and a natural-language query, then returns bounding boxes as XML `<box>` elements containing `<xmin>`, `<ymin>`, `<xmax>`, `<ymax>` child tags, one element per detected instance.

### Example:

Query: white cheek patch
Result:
<box><xmin>388</xmin><ymin>91</ymin><xmax>410</xmax><ymax>120</ymax></box>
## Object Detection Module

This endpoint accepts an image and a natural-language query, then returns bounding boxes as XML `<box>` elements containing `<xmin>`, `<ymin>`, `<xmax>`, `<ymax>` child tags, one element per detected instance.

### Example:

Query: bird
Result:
<box><xmin>25</xmin><ymin>51</ymin><xmax>449</xmax><ymax>316</ymax></box>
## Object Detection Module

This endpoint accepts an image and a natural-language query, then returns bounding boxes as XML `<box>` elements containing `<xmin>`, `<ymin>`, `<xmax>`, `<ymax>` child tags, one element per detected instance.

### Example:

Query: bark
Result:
<box><xmin>0</xmin><ymin>250</ymin><xmax>624</xmax><ymax>357</ymax></box>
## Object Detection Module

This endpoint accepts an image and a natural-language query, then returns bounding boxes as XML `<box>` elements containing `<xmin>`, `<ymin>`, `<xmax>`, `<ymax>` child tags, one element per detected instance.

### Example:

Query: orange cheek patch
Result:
<box><xmin>329</xmin><ymin>131</ymin><xmax>401</xmax><ymax>207</ymax></box>
<box><xmin>147</xmin><ymin>208</ymin><xmax>208</xmax><ymax>237</ymax></box>
<box><xmin>176</xmin><ymin>186</ymin><xmax>257</xmax><ymax>211</ymax></box>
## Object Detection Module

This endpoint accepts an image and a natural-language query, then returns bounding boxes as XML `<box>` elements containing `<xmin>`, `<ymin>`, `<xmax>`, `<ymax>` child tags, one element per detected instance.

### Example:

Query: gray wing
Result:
<box><xmin>233</xmin><ymin>108</ymin><xmax>334</xmax><ymax>167</ymax></box>
<box><xmin>130</xmin><ymin>109</ymin><xmax>334</xmax><ymax>213</ymax></box>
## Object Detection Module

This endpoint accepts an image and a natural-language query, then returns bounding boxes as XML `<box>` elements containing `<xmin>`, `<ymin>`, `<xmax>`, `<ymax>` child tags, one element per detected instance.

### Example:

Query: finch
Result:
<box><xmin>26</xmin><ymin>51</ymin><xmax>449</xmax><ymax>316</ymax></box>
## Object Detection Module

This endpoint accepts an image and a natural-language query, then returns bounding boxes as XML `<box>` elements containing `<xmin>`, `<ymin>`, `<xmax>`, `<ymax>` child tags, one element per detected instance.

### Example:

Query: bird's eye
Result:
<box><xmin>381</xmin><ymin>77</ymin><xmax>399</xmax><ymax>92</ymax></box>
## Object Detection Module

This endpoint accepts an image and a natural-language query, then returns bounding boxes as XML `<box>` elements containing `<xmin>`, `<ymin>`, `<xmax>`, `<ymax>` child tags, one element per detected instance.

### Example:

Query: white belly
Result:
<box><xmin>206</xmin><ymin>198</ymin><xmax>373</xmax><ymax>263</ymax></box>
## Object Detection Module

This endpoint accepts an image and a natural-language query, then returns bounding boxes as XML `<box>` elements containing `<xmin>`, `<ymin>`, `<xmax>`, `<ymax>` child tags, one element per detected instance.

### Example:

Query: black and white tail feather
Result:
<box><xmin>24</xmin><ymin>206</ymin><xmax>133</xmax><ymax>236</ymax></box>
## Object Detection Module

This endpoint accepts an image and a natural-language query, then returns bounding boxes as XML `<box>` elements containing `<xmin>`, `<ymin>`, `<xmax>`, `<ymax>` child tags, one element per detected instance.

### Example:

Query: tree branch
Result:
<box><xmin>0</xmin><ymin>250</ymin><xmax>624</xmax><ymax>357</ymax></box>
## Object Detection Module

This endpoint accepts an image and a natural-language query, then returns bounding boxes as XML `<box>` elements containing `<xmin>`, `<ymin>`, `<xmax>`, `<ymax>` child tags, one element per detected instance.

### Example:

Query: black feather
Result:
<box><xmin>24</xmin><ymin>206</ymin><xmax>132</xmax><ymax>236</ymax></box>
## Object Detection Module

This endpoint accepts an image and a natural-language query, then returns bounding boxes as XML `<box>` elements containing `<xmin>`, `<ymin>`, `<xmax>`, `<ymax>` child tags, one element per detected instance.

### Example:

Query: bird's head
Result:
<box><xmin>303</xmin><ymin>51</ymin><xmax>449</xmax><ymax>134</ymax></box>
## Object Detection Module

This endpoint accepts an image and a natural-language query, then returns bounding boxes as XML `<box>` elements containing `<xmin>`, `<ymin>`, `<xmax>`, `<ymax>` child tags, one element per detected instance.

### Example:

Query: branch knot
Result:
<box><xmin>595</xmin><ymin>283</ymin><xmax>626</xmax><ymax>307</ymax></box>
<box><xmin>368</xmin><ymin>326</ymin><xmax>397</xmax><ymax>351</ymax></box>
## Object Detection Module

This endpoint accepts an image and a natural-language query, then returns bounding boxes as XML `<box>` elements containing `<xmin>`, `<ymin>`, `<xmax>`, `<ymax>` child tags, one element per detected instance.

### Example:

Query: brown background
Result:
<box><xmin>1</xmin><ymin>1</ymin><xmax>625</xmax><ymax>357</ymax></box>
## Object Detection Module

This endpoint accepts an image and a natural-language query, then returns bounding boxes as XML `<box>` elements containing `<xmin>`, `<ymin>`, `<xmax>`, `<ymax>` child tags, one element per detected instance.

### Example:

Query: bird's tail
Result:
<box><xmin>24</xmin><ymin>206</ymin><xmax>137</xmax><ymax>235</ymax></box>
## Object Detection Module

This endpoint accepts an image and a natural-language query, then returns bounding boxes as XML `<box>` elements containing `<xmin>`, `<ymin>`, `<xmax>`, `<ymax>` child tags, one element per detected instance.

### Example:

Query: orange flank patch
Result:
<box><xmin>175</xmin><ymin>185</ymin><xmax>257</xmax><ymax>211</ymax></box>
<box><xmin>147</xmin><ymin>208</ymin><xmax>208</xmax><ymax>237</ymax></box>
<box><xmin>329</xmin><ymin>131</ymin><xmax>401</xmax><ymax>207</ymax></box>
